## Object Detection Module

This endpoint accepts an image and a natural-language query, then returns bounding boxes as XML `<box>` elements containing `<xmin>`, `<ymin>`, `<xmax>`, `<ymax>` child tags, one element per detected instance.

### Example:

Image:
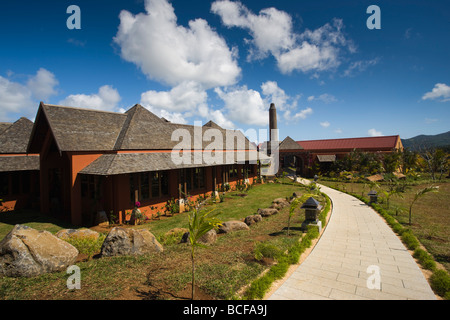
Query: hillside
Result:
<box><xmin>402</xmin><ymin>131</ymin><xmax>450</xmax><ymax>151</ymax></box>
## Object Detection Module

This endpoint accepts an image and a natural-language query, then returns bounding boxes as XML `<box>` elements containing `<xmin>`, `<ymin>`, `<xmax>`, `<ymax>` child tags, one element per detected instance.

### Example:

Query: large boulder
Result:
<box><xmin>0</xmin><ymin>225</ymin><xmax>79</xmax><ymax>277</ymax></box>
<box><xmin>257</xmin><ymin>208</ymin><xmax>278</xmax><ymax>217</ymax></box>
<box><xmin>218</xmin><ymin>220</ymin><xmax>250</xmax><ymax>234</ymax></box>
<box><xmin>56</xmin><ymin>228</ymin><xmax>100</xmax><ymax>241</ymax></box>
<box><xmin>180</xmin><ymin>229</ymin><xmax>217</xmax><ymax>245</ymax></box>
<box><xmin>244</xmin><ymin>214</ymin><xmax>262</xmax><ymax>226</ymax></box>
<box><xmin>100</xmin><ymin>227</ymin><xmax>163</xmax><ymax>257</ymax></box>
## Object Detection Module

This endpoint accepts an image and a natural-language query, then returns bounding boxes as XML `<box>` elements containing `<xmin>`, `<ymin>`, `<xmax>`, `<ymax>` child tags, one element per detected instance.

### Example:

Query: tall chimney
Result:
<box><xmin>268</xmin><ymin>103</ymin><xmax>278</xmax><ymax>156</ymax></box>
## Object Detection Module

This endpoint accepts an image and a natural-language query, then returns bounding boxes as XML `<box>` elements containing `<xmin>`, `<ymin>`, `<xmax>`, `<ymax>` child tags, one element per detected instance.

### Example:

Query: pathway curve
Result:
<box><xmin>267</xmin><ymin>181</ymin><xmax>437</xmax><ymax>300</ymax></box>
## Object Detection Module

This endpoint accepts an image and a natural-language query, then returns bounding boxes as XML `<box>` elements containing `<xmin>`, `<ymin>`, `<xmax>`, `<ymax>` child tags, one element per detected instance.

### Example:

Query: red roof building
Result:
<box><xmin>297</xmin><ymin>135</ymin><xmax>403</xmax><ymax>155</ymax></box>
<box><xmin>278</xmin><ymin>135</ymin><xmax>403</xmax><ymax>177</ymax></box>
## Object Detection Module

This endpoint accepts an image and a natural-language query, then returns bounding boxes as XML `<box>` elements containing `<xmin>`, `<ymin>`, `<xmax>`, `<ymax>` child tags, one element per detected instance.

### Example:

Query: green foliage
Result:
<box><xmin>188</xmin><ymin>207</ymin><xmax>222</xmax><ymax>300</ymax></box>
<box><xmin>408</xmin><ymin>185</ymin><xmax>439</xmax><ymax>225</ymax></box>
<box><xmin>165</xmin><ymin>198</ymin><xmax>180</xmax><ymax>216</ymax></box>
<box><xmin>430</xmin><ymin>270</ymin><xmax>450</xmax><ymax>298</ymax></box>
<box><xmin>413</xmin><ymin>248</ymin><xmax>437</xmax><ymax>271</ymax></box>
<box><xmin>401</xmin><ymin>231</ymin><xmax>420</xmax><ymax>250</ymax></box>
<box><xmin>64</xmin><ymin>233</ymin><xmax>106</xmax><ymax>258</ymax></box>
<box><xmin>253</xmin><ymin>242</ymin><xmax>284</xmax><ymax>261</ymax></box>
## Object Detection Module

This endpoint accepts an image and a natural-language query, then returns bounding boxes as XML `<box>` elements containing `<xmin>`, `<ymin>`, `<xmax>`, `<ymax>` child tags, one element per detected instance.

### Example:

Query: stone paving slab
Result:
<box><xmin>267</xmin><ymin>183</ymin><xmax>437</xmax><ymax>300</ymax></box>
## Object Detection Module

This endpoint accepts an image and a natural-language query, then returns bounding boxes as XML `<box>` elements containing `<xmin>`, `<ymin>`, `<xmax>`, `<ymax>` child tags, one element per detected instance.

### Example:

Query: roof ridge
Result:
<box><xmin>113</xmin><ymin>104</ymin><xmax>140</xmax><ymax>150</ymax></box>
<box><xmin>297</xmin><ymin>135</ymin><xmax>399</xmax><ymax>143</ymax></box>
<box><xmin>42</xmin><ymin>103</ymin><xmax>126</xmax><ymax>116</ymax></box>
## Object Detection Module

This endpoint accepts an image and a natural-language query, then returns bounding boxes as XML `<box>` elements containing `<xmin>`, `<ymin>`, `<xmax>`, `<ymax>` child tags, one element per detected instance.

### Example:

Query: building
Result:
<box><xmin>263</xmin><ymin>103</ymin><xmax>403</xmax><ymax>177</ymax></box>
<box><xmin>27</xmin><ymin>102</ymin><xmax>266</xmax><ymax>226</ymax></box>
<box><xmin>279</xmin><ymin>135</ymin><xmax>404</xmax><ymax>176</ymax></box>
<box><xmin>0</xmin><ymin>118</ymin><xmax>40</xmax><ymax>211</ymax></box>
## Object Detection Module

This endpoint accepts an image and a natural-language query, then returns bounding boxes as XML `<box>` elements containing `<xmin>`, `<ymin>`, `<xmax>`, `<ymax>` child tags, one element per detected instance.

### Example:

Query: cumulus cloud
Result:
<box><xmin>59</xmin><ymin>85</ymin><xmax>121</xmax><ymax>112</ymax></box>
<box><xmin>26</xmin><ymin>68</ymin><xmax>59</xmax><ymax>100</ymax></box>
<box><xmin>320</xmin><ymin>121</ymin><xmax>330</xmax><ymax>128</ymax></box>
<box><xmin>422</xmin><ymin>83</ymin><xmax>450</xmax><ymax>102</ymax></box>
<box><xmin>114</xmin><ymin>0</ymin><xmax>240</xmax><ymax>89</ymax></box>
<box><xmin>368</xmin><ymin>128</ymin><xmax>383</xmax><ymax>137</ymax></box>
<box><xmin>215</xmin><ymin>85</ymin><xmax>267</xmax><ymax>126</ymax></box>
<box><xmin>214</xmin><ymin>81</ymin><xmax>303</xmax><ymax>127</ymax></box>
<box><xmin>212</xmin><ymin>0</ymin><xmax>354</xmax><ymax>74</ymax></box>
<box><xmin>0</xmin><ymin>68</ymin><xmax>59</xmax><ymax>121</ymax></box>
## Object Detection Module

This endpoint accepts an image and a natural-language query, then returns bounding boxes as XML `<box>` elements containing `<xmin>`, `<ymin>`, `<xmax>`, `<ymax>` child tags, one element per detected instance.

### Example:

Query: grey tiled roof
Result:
<box><xmin>31</xmin><ymin>103</ymin><xmax>257</xmax><ymax>152</ymax></box>
<box><xmin>80</xmin><ymin>150</ymin><xmax>268</xmax><ymax>175</ymax></box>
<box><xmin>0</xmin><ymin>118</ymin><xmax>34</xmax><ymax>154</ymax></box>
<box><xmin>0</xmin><ymin>155</ymin><xmax>39</xmax><ymax>172</ymax></box>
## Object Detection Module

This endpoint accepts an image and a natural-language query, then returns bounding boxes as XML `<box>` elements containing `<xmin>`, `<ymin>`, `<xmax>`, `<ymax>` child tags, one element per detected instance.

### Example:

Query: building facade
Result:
<box><xmin>27</xmin><ymin>102</ymin><xmax>265</xmax><ymax>226</ymax></box>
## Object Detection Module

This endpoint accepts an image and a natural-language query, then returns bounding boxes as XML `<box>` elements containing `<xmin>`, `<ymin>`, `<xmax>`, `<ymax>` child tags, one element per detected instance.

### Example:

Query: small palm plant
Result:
<box><xmin>408</xmin><ymin>185</ymin><xmax>439</xmax><ymax>225</ymax></box>
<box><xmin>188</xmin><ymin>205</ymin><xmax>221</xmax><ymax>300</ymax></box>
<box><xmin>287</xmin><ymin>197</ymin><xmax>301</xmax><ymax>236</ymax></box>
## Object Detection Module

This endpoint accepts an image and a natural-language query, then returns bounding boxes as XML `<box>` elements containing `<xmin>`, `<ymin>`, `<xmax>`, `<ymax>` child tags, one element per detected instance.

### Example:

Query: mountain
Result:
<box><xmin>402</xmin><ymin>131</ymin><xmax>450</xmax><ymax>151</ymax></box>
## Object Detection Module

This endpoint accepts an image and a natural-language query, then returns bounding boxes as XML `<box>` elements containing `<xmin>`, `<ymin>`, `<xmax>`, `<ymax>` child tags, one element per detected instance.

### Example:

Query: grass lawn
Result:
<box><xmin>319</xmin><ymin>177</ymin><xmax>450</xmax><ymax>273</ymax></box>
<box><xmin>0</xmin><ymin>181</ymin><xmax>325</xmax><ymax>300</ymax></box>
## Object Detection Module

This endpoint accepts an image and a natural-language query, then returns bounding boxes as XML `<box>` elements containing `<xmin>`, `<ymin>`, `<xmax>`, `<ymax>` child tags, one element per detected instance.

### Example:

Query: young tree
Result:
<box><xmin>287</xmin><ymin>197</ymin><xmax>301</xmax><ymax>236</ymax></box>
<box><xmin>408</xmin><ymin>185</ymin><xmax>439</xmax><ymax>225</ymax></box>
<box><xmin>188</xmin><ymin>206</ymin><xmax>221</xmax><ymax>300</ymax></box>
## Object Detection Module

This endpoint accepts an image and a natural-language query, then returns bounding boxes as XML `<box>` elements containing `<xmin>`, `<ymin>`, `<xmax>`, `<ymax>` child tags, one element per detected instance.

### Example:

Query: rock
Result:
<box><xmin>180</xmin><ymin>229</ymin><xmax>217</xmax><ymax>245</ymax></box>
<box><xmin>0</xmin><ymin>225</ymin><xmax>79</xmax><ymax>277</ymax></box>
<box><xmin>244</xmin><ymin>214</ymin><xmax>262</xmax><ymax>226</ymax></box>
<box><xmin>94</xmin><ymin>211</ymin><xmax>109</xmax><ymax>227</ymax></box>
<box><xmin>271</xmin><ymin>198</ymin><xmax>289</xmax><ymax>210</ymax></box>
<box><xmin>56</xmin><ymin>228</ymin><xmax>100</xmax><ymax>241</ymax></box>
<box><xmin>101</xmin><ymin>227</ymin><xmax>163</xmax><ymax>257</ymax></box>
<box><xmin>218</xmin><ymin>220</ymin><xmax>250</xmax><ymax>234</ymax></box>
<box><xmin>257</xmin><ymin>208</ymin><xmax>278</xmax><ymax>217</ymax></box>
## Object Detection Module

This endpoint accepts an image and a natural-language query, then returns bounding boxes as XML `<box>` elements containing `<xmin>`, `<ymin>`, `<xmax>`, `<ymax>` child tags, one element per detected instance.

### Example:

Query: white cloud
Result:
<box><xmin>0</xmin><ymin>68</ymin><xmax>59</xmax><ymax>121</ymax></box>
<box><xmin>59</xmin><ymin>85</ymin><xmax>121</xmax><ymax>112</ymax></box>
<box><xmin>212</xmin><ymin>1</ymin><xmax>354</xmax><ymax>74</ymax></box>
<box><xmin>320</xmin><ymin>121</ymin><xmax>330</xmax><ymax>128</ymax></box>
<box><xmin>293</xmin><ymin>107</ymin><xmax>313</xmax><ymax>119</ymax></box>
<box><xmin>368</xmin><ymin>128</ymin><xmax>383</xmax><ymax>137</ymax></box>
<box><xmin>27</xmin><ymin>68</ymin><xmax>59</xmax><ymax>100</ymax></box>
<box><xmin>307</xmin><ymin>93</ymin><xmax>337</xmax><ymax>104</ymax></box>
<box><xmin>0</xmin><ymin>76</ymin><xmax>33</xmax><ymax>121</ymax></box>
<box><xmin>141</xmin><ymin>81</ymin><xmax>207</xmax><ymax>113</ymax></box>
<box><xmin>343</xmin><ymin>58</ymin><xmax>379</xmax><ymax>77</ymax></box>
<box><xmin>422</xmin><ymin>83</ymin><xmax>450</xmax><ymax>102</ymax></box>
<box><xmin>215</xmin><ymin>85</ymin><xmax>268</xmax><ymax>126</ymax></box>
<box><xmin>114</xmin><ymin>0</ymin><xmax>240</xmax><ymax>89</ymax></box>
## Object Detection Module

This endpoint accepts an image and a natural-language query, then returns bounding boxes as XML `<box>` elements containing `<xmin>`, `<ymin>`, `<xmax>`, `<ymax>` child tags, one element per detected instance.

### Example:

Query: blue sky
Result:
<box><xmin>0</xmin><ymin>0</ymin><xmax>449</xmax><ymax>143</ymax></box>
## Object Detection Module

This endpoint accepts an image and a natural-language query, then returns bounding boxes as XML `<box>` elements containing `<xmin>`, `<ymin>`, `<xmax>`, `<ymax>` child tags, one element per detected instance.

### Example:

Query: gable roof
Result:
<box><xmin>28</xmin><ymin>102</ymin><xmax>256</xmax><ymax>153</ymax></box>
<box><xmin>0</xmin><ymin>117</ymin><xmax>34</xmax><ymax>154</ymax></box>
<box><xmin>279</xmin><ymin>136</ymin><xmax>304</xmax><ymax>150</ymax></box>
<box><xmin>297</xmin><ymin>135</ymin><xmax>401</xmax><ymax>152</ymax></box>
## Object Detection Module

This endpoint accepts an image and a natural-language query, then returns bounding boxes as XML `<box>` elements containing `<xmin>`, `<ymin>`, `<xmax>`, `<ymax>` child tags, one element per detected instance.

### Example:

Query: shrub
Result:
<box><xmin>65</xmin><ymin>233</ymin><xmax>106</xmax><ymax>258</ymax></box>
<box><xmin>253</xmin><ymin>242</ymin><xmax>284</xmax><ymax>261</ymax></box>
<box><xmin>413</xmin><ymin>248</ymin><xmax>436</xmax><ymax>271</ymax></box>
<box><xmin>430</xmin><ymin>270</ymin><xmax>450</xmax><ymax>298</ymax></box>
<box><xmin>401</xmin><ymin>231</ymin><xmax>420</xmax><ymax>250</ymax></box>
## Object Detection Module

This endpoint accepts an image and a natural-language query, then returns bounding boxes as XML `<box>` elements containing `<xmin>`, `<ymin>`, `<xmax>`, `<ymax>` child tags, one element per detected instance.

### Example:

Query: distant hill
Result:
<box><xmin>402</xmin><ymin>131</ymin><xmax>450</xmax><ymax>151</ymax></box>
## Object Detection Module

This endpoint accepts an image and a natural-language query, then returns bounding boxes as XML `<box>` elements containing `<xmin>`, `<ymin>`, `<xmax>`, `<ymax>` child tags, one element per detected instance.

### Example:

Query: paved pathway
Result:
<box><xmin>268</xmin><ymin>181</ymin><xmax>437</xmax><ymax>300</ymax></box>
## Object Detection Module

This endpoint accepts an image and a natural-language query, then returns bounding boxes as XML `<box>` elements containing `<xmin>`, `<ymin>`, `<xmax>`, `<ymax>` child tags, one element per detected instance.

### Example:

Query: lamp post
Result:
<box><xmin>300</xmin><ymin>197</ymin><xmax>323</xmax><ymax>232</ymax></box>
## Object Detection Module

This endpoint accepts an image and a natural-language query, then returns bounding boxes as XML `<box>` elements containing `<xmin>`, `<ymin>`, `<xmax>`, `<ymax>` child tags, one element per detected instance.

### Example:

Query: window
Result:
<box><xmin>151</xmin><ymin>172</ymin><xmax>159</xmax><ymax>198</ymax></box>
<box><xmin>179</xmin><ymin>168</ymin><xmax>206</xmax><ymax>194</ymax></box>
<box><xmin>228</xmin><ymin>165</ymin><xmax>237</xmax><ymax>179</ymax></box>
<box><xmin>141</xmin><ymin>172</ymin><xmax>150</xmax><ymax>200</ymax></box>
<box><xmin>130</xmin><ymin>171</ymin><xmax>170</xmax><ymax>203</ymax></box>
